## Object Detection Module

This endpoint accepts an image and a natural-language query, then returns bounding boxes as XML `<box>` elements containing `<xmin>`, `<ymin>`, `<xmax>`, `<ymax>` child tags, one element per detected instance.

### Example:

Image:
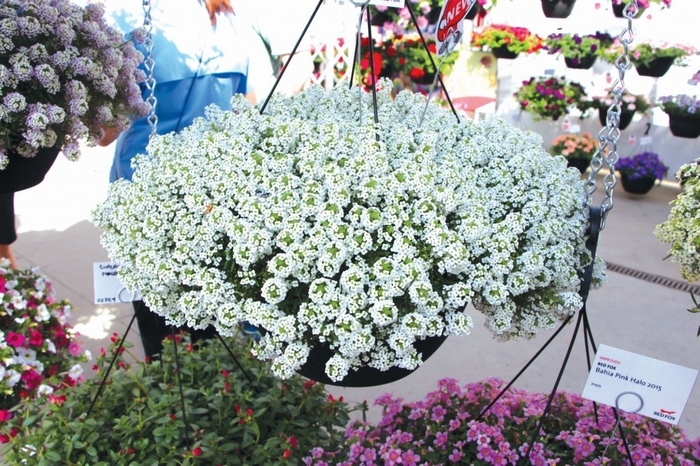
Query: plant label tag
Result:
<box><xmin>640</xmin><ymin>136</ymin><xmax>653</xmax><ymax>146</ymax></box>
<box><xmin>435</xmin><ymin>0</ymin><xmax>476</xmax><ymax>57</ymax></box>
<box><xmin>628</xmin><ymin>134</ymin><xmax>637</xmax><ymax>146</ymax></box>
<box><xmin>543</xmin><ymin>69</ymin><xmax>556</xmax><ymax>76</ymax></box>
<box><xmin>582</xmin><ymin>344</ymin><xmax>698</xmax><ymax>425</ymax></box>
<box><xmin>568</xmin><ymin>124</ymin><xmax>581</xmax><ymax>133</ymax></box>
<box><xmin>369</xmin><ymin>0</ymin><xmax>405</xmax><ymax>7</ymax></box>
<box><xmin>561</xmin><ymin>118</ymin><xmax>571</xmax><ymax>132</ymax></box>
<box><xmin>93</xmin><ymin>262</ymin><xmax>141</xmax><ymax>304</ymax></box>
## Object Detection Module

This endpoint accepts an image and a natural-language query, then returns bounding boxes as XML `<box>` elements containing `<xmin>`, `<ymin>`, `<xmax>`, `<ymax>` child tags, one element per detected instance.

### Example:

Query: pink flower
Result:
<box><xmin>68</xmin><ymin>341</ymin><xmax>82</xmax><ymax>357</ymax></box>
<box><xmin>29</xmin><ymin>329</ymin><xmax>43</xmax><ymax>347</ymax></box>
<box><xmin>6</xmin><ymin>332</ymin><xmax>26</xmax><ymax>348</ymax></box>
<box><xmin>21</xmin><ymin>369</ymin><xmax>42</xmax><ymax>391</ymax></box>
<box><xmin>0</xmin><ymin>409</ymin><xmax>13</xmax><ymax>423</ymax></box>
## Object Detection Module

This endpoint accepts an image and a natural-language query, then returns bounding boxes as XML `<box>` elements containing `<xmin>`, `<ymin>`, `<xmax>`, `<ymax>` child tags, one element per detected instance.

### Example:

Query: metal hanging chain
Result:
<box><xmin>584</xmin><ymin>0</ymin><xmax>639</xmax><ymax>231</ymax></box>
<box><xmin>142</xmin><ymin>0</ymin><xmax>158</xmax><ymax>137</ymax></box>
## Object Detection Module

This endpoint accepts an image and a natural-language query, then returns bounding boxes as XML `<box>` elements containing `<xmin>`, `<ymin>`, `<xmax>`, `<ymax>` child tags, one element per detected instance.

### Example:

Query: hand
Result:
<box><xmin>97</xmin><ymin>125</ymin><xmax>122</xmax><ymax>147</ymax></box>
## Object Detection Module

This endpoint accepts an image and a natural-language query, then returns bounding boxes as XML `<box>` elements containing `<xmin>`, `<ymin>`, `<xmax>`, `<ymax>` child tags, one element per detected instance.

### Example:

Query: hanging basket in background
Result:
<box><xmin>612</xmin><ymin>1</ymin><xmax>645</xmax><ymax>17</ymax></box>
<box><xmin>620</xmin><ymin>175</ymin><xmax>656</xmax><ymax>195</ymax></box>
<box><xmin>668</xmin><ymin>115</ymin><xmax>700</xmax><ymax>139</ymax></box>
<box><xmin>541</xmin><ymin>0</ymin><xmax>577</xmax><ymax>18</ymax></box>
<box><xmin>492</xmin><ymin>45</ymin><xmax>519</xmax><ymax>59</ymax></box>
<box><xmin>0</xmin><ymin>146</ymin><xmax>61</xmax><ymax>194</ymax></box>
<box><xmin>565</xmin><ymin>55</ymin><xmax>596</xmax><ymax>69</ymax></box>
<box><xmin>598</xmin><ymin>108</ymin><xmax>634</xmax><ymax>130</ymax></box>
<box><xmin>634</xmin><ymin>56</ymin><xmax>675</xmax><ymax>78</ymax></box>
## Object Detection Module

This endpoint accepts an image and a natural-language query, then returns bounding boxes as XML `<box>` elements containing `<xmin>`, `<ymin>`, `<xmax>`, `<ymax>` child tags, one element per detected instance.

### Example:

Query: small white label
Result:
<box><xmin>568</xmin><ymin>124</ymin><xmax>581</xmax><ymax>134</ymax></box>
<box><xmin>582</xmin><ymin>344</ymin><xmax>698</xmax><ymax>425</ymax></box>
<box><xmin>628</xmin><ymin>134</ymin><xmax>637</xmax><ymax>146</ymax></box>
<box><xmin>639</xmin><ymin>136</ymin><xmax>653</xmax><ymax>146</ymax></box>
<box><xmin>93</xmin><ymin>262</ymin><xmax>141</xmax><ymax>305</ymax></box>
<box><xmin>369</xmin><ymin>0</ymin><xmax>405</xmax><ymax>7</ymax></box>
<box><xmin>543</xmin><ymin>69</ymin><xmax>556</xmax><ymax>76</ymax></box>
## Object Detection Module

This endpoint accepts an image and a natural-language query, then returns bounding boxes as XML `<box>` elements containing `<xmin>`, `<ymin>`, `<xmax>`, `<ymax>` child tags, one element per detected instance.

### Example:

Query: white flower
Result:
<box><xmin>34</xmin><ymin>304</ymin><xmax>50</xmax><ymax>322</ymax></box>
<box><xmin>5</xmin><ymin>370</ymin><xmax>20</xmax><ymax>387</ymax></box>
<box><xmin>37</xmin><ymin>384</ymin><xmax>53</xmax><ymax>397</ymax></box>
<box><xmin>68</xmin><ymin>364</ymin><xmax>83</xmax><ymax>381</ymax></box>
<box><xmin>92</xmin><ymin>82</ymin><xmax>604</xmax><ymax>381</ymax></box>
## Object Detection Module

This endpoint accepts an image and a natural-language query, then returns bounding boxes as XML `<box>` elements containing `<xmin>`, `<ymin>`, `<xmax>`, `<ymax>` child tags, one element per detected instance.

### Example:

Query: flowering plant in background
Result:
<box><xmin>471</xmin><ymin>24</ymin><xmax>544</xmax><ymax>55</ymax></box>
<box><xmin>514</xmin><ymin>76</ymin><xmax>587</xmax><ymax>121</ymax></box>
<box><xmin>658</xmin><ymin>94</ymin><xmax>700</xmax><ymax>119</ymax></box>
<box><xmin>578</xmin><ymin>89</ymin><xmax>652</xmax><ymax>117</ymax></box>
<box><xmin>617</xmin><ymin>151</ymin><xmax>668</xmax><ymax>181</ymax></box>
<box><xmin>602</xmin><ymin>40</ymin><xmax>695</xmax><ymax>68</ymax></box>
<box><xmin>612</xmin><ymin>0</ymin><xmax>672</xmax><ymax>7</ymax></box>
<box><xmin>92</xmin><ymin>82</ymin><xmax>605</xmax><ymax>383</ymax></box>
<box><xmin>305</xmin><ymin>377</ymin><xmax>700</xmax><ymax>465</ymax></box>
<box><xmin>544</xmin><ymin>31</ymin><xmax>614</xmax><ymax>63</ymax></box>
<box><xmin>549</xmin><ymin>132</ymin><xmax>599</xmax><ymax>162</ymax></box>
<box><xmin>655</xmin><ymin>162</ymin><xmax>700</xmax><ymax>313</ymax></box>
<box><xmin>369</xmin><ymin>0</ymin><xmax>498</xmax><ymax>33</ymax></box>
<box><xmin>0</xmin><ymin>259</ymin><xmax>89</xmax><ymax>412</ymax></box>
<box><xmin>0</xmin><ymin>0</ymin><xmax>149</xmax><ymax>170</ymax></box>
<box><xmin>1</xmin><ymin>333</ymin><xmax>352</xmax><ymax>464</ymax></box>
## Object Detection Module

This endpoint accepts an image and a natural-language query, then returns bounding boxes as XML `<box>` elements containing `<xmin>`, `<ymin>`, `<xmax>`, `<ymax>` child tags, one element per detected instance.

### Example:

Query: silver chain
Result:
<box><xmin>142</xmin><ymin>0</ymin><xmax>158</xmax><ymax>137</ymax></box>
<box><xmin>584</xmin><ymin>0</ymin><xmax>638</xmax><ymax>230</ymax></box>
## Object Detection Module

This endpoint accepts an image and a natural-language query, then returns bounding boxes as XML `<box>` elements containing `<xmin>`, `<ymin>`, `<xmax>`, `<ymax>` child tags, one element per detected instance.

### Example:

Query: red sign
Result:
<box><xmin>436</xmin><ymin>0</ymin><xmax>475</xmax><ymax>55</ymax></box>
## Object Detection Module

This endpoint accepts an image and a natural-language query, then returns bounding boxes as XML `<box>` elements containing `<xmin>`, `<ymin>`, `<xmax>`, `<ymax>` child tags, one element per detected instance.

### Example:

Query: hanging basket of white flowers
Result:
<box><xmin>92</xmin><ymin>81</ymin><xmax>606</xmax><ymax>386</ymax></box>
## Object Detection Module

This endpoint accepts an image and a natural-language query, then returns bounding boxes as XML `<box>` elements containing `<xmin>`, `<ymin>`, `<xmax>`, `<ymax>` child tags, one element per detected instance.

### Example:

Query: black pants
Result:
<box><xmin>0</xmin><ymin>192</ymin><xmax>16</xmax><ymax>244</ymax></box>
<box><xmin>132</xmin><ymin>300</ymin><xmax>217</xmax><ymax>359</ymax></box>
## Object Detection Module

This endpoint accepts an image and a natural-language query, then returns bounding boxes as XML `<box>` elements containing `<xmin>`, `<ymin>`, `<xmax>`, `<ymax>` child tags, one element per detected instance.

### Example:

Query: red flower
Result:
<box><xmin>0</xmin><ymin>434</ymin><xmax>9</xmax><ymax>444</ymax></box>
<box><xmin>409</xmin><ymin>67</ymin><xmax>426</xmax><ymax>80</ymax></box>
<box><xmin>29</xmin><ymin>329</ymin><xmax>43</xmax><ymax>347</ymax></box>
<box><xmin>21</xmin><ymin>369</ymin><xmax>42</xmax><ymax>390</ymax></box>
<box><xmin>192</xmin><ymin>447</ymin><xmax>203</xmax><ymax>457</ymax></box>
<box><xmin>52</xmin><ymin>329</ymin><xmax>68</xmax><ymax>348</ymax></box>
<box><xmin>387</xmin><ymin>45</ymin><xmax>396</xmax><ymax>57</ymax></box>
<box><xmin>0</xmin><ymin>409</ymin><xmax>13</xmax><ymax>422</ymax></box>
<box><xmin>399</xmin><ymin>57</ymin><xmax>407</xmax><ymax>65</ymax></box>
<box><xmin>6</xmin><ymin>332</ymin><xmax>26</xmax><ymax>348</ymax></box>
<box><xmin>288</xmin><ymin>436</ymin><xmax>299</xmax><ymax>449</ymax></box>
<box><xmin>49</xmin><ymin>394</ymin><xmax>66</xmax><ymax>406</ymax></box>
<box><xmin>428</xmin><ymin>43</ymin><xmax>437</xmax><ymax>54</ymax></box>
<box><xmin>282</xmin><ymin>449</ymin><xmax>292</xmax><ymax>459</ymax></box>
<box><xmin>360</xmin><ymin>58</ymin><xmax>370</xmax><ymax>70</ymax></box>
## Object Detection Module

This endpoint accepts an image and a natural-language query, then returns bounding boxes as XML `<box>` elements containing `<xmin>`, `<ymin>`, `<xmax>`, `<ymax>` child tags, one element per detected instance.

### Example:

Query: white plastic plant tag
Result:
<box><xmin>568</xmin><ymin>124</ymin><xmax>581</xmax><ymax>133</ymax></box>
<box><xmin>93</xmin><ymin>262</ymin><xmax>141</xmax><ymax>304</ymax></box>
<box><xmin>543</xmin><ymin>69</ymin><xmax>556</xmax><ymax>76</ymax></box>
<box><xmin>582</xmin><ymin>344</ymin><xmax>698</xmax><ymax>425</ymax></box>
<box><xmin>628</xmin><ymin>134</ymin><xmax>636</xmax><ymax>146</ymax></box>
<box><xmin>369</xmin><ymin>0</ymin><xmax>405</xmax><ymax>7</ymax></box>
<box><xmin>561</xmin><ymin>118</ymin><xmax>571</xmax><ymax>132</ymax></box>
<box><xmin>435</xmin><ymin>0</ymin><xmax>476</xmax><ymax>56</ymax></box>
<box><xmin>639</xmin><ymin>136</ymin><xmax>653</xmax><ymax>146</ymax></box>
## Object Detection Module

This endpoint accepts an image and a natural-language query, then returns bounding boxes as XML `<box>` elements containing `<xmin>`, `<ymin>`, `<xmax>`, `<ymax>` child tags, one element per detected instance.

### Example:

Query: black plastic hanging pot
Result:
<box><xmin>296</xmin><ymin>335</ymin><xmax>448</xmax><ymax>387</ymax></box>
<box><xmin>564</xmin><ymin>55</ymin><xmax>596</xmax><ymax>70</ymax></box>
<box><xmin>598</xmin><ymin>108</ymin><xmax>635</xmax><ymax>130</ymax></box>
<box><xmin>668</xmin><ymin>115</ymin><xmax>700</xmax><ymax>138</ymax></box>
<box><xmin>0</xmin><ymin>146</ymin><xmax>61</xmax><ymax>194</ymax></box>
<box><xmin>541</xmin><ymin>0</ymin><xmax>577</xmax><ymax>18</ymax></box>
<box><xmin>634</xmin><ymin>56</ymin><xmax>675</xmax><ymax>78</ymax></box>
<box><xmin>566</xmin><ymin>157</ymin><xmax>590</xmax><ymax>174</ymax></box>
<box><xmin>492</xmin><ymin>45</ymin><xmax>519</xmax><ymax>59</ymax></box>
<box><xmin>620</xmin><ymin>174</ymin><xmax>656</xmax><ymax>195</ymax></box>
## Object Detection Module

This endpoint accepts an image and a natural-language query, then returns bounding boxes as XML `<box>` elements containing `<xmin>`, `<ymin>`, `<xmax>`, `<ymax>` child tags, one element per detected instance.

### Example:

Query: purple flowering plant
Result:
<box><xmin>0</xmin><ymin>0</ymin><xmax>149</xmax><ymax>171</ymax></box>
<box><xmin>305</xmin><ymin>377</ymin><xmax>700</xmax><ymax>465</ymax></box>
<box><xmin>514</xmin><ymin>76</ymin><xmax>587</xmax><ymax>121</ymax></box>
<box><xmin>544</xmin><ymin>32</ymin><xmax>614</xmax><ymax>63</ymax></box>
<box><xmin>658</xmin><ymin>94</ymin><xmax>700</xmax><ymax>119</ymax></box>
<box><xmin>617</xmin><ymin>152</ymin><xmax>669</xmax><ymax>181</ymax></box>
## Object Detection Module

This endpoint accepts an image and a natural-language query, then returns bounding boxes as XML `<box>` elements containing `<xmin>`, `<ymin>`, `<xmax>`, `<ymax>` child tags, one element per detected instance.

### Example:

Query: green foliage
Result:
<box><xmin>0</xmin><ymin>333</ymin><xmax>354</xmax><ymax>465</ymax></box>
<box><xmin>513</xmin><ymin>76</ymin><xmax>587</xmax><ymax>121</ymax></box>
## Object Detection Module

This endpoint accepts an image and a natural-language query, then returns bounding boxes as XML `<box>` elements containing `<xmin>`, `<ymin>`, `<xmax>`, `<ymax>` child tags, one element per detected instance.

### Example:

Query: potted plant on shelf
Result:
<box><xmin>617</xmin><ymin>151</ymin><xmax>668</xmax><ymax>194</ymax></box>
<box><xmin>549</xmin><ymin>132</ymin><xmax>599</xmax><ymax>174</ymax></box>
<box><xmin>602</xmin><ymin>40</ymin><xmax>695</xmax><ymax>78</ymax></box>
<box><xmin>393</xmin><ymin>35</ymin><xmax>460</xmax><ymax>89</ymax></box>
<box><xmin>470</xmin><ymin>24</ymin><xmax>544</xmax><ymax>59</ymax></box>
<box><xmin>578</xmin><ymin>90</ymin><xmax>651</xmax><ymax>130</ymax></box>
<box><xmin>0</xmin><ymin>260</ymin><xmax>90</xmax><ymax>412</ymax></box>
<box><xmin>544</xmin><ymin>32</ymin><xmax>614</xmax><ymax>69</ymax></box>
<box><xmin>540</xmin><ymin>0</ymin><xmax>578</xmax><ymax>18</ymax></box>
<box><xmin>658</xmin><ymin>94</ymin><xmax>700</xmax><ymax>138</ymax></box>
<box><xmin>514</xmin><ymin>76</ymin><xmax>587</xmax><ymax>121</ymax></box>
<box><xmin>611</xmin><ymin>0</ymin><xmax>672</xmax><ymax>18</ymax></box>
<box><xmin>0</xmin><ymin>0</ymin><xmax>149</xmax><ymax>194</ymax></box>
<box><xmin>371</xmin><ymin>0</ymin><xmax>499</xmax><ymax>30</ymax></box>
<box><xmin>655</xmin><ymin>161</ymin><xmax>700</xmax><ymax>313</ymax></box>
<box><xmin>304</xmin><ymin>377</ymin><xmax>700</xmax><ymax>465</ymax></box>
<box><xmin>0</xmin><ymin>333</ymin><xmax>352</xmax><ymax>464</ymax></box>
<box><xmin>91</xmin><ymin>82</ymin><xmax>605</xmax><ymax>387</ymax></box>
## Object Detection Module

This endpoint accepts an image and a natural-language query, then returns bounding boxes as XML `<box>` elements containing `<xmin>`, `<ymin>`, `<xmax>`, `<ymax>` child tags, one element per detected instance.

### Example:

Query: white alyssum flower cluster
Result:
<box><xmin>655</xmin><ymin>162</ymin><xmax>700</xmax><ymax>288</ymax></box>
<box><xmin>93</xmin><ymin>82</ymin><xmax>606</xmax><ymax>382</ymax></box>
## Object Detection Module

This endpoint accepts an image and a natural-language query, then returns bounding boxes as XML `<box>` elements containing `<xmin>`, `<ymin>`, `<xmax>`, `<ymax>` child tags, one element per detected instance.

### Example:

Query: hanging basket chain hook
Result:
<box><xmin>142</xmin><ymin>0</ymin><xmax>158</xmax><ymax>138</ymax></box>
<box><xmin>584</xmin><ymin>0</ymin><xmax>638</xmax><ymax>231</ymax></box>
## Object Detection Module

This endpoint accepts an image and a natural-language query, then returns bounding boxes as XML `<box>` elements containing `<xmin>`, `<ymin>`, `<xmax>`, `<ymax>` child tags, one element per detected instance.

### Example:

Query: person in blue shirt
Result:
<box><xmin>100</xmin><ymin>0</ymin><xmax>262</xmax><ymax>357</ymax></box>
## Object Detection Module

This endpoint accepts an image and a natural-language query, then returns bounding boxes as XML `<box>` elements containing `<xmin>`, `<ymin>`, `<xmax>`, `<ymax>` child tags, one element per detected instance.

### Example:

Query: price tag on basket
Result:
<box><xmin>436</xmin><ymin>0</ymin><xmax>476</xmax><ymax>56</ymax></box>
<box><xmin>582</xmin><ymin>344</ymin><xmax>698</xmax><ymax>425</ymax></box>
<box><xmin>93</xmin><ymin>262</ymin><xmax>141</xmax><ymax>304</ymax></box>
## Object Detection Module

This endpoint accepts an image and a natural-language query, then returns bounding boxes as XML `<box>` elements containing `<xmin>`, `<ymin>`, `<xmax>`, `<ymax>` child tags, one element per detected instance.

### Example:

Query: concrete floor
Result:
<box><xmin>11</xmin><ymin>141</ymin><xmax>700</xmax><ymax>441</ymax></box>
